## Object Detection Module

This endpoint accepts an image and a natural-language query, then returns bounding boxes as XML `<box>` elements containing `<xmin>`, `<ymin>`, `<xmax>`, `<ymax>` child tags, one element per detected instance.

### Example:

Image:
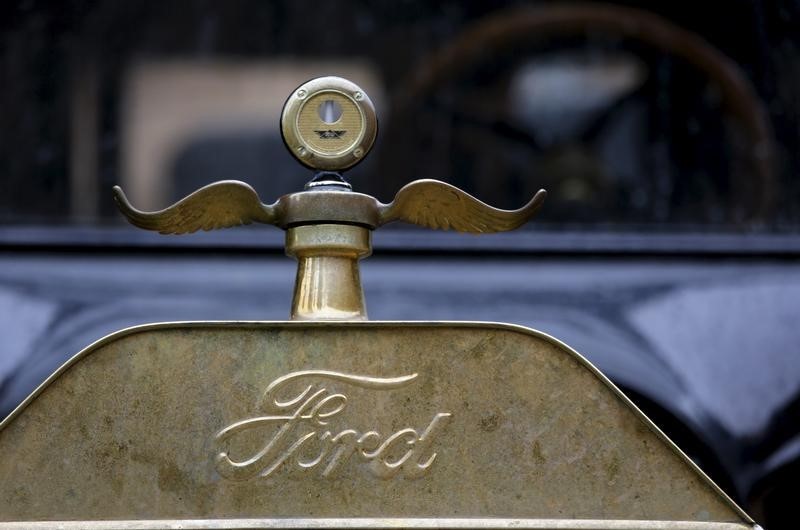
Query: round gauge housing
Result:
<box><xmin>281</xmin><ymin>76</ymin><xmax>377</xmax><ymax>171</ymax></box>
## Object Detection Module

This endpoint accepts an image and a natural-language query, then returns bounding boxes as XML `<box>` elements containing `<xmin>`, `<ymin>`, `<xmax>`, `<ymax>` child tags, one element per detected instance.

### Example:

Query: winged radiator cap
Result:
<box><xmin>111</xmin><ymin>76</ymin><xmax>544</xmax><ymax>320</ymax></box>
<box><xmin>112</xmin><ymin>178</ymin><xmax>546</xmax><ymax>235</ymax></box>
<box><xmin>0</xmin><ymin>77</ymin><xmax>758</xmax><ymax>529</ymax></box>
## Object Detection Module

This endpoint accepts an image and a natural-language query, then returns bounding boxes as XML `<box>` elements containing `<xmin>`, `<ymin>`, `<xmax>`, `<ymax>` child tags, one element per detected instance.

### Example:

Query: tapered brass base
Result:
<box><xmin>285</xmin><ymin>224</ymin><xmax>372</xmax><ymax>320</ymax></box>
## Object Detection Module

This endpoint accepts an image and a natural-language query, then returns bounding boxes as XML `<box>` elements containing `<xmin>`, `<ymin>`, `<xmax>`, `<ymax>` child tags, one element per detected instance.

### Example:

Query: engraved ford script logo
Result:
<box><xmin>214</xmin><ymin>370</ymin><xmax>452</xmax><ymax>480</ymax></box>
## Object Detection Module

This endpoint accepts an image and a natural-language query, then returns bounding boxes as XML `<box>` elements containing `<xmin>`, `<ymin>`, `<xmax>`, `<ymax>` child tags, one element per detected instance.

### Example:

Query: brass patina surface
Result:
<box><xmin>0</xmin><ymin>322</ymin><xmax>753</xmax><ymax>528</ymax></box>
<box><xmin>111</xmin><ymin>179</ymin><xmax>547</xmax><ymax>234</ymax></box>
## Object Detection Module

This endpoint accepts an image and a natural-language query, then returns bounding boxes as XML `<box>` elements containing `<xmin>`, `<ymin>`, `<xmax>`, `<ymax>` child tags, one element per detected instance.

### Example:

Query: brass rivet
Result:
<box><xmin>297</xmin><ymin>89</ymin><xmax>307</xmax><ymax>99</ymax></box>
<box><xmin>353</xmin><ymin>147</ymin><xmax>364</xmax><ymax>158</ymax></box>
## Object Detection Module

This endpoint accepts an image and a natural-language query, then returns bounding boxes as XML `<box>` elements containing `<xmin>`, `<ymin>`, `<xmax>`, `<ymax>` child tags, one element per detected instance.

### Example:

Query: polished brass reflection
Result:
<box><xmin>113</xmin><ymin>77</ymin><xmax>546</xmax><ymax>321</ymax></box>
<box><xmin>286</xmin><ymin>224</ymin><xmax>371</xmax><ymax>320</ymax></box>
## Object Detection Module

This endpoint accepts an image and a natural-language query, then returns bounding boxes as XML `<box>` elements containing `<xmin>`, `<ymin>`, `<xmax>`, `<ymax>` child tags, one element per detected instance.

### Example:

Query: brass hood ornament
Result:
<box><xmin>0</xmin><ymin>76</ymin><xmax>757</xmax><ymax>529</ymax></box>
<box><xmin>113</xmin><ymin>76</ymin><xmax>546</xmax><ymax>320</ymax></box>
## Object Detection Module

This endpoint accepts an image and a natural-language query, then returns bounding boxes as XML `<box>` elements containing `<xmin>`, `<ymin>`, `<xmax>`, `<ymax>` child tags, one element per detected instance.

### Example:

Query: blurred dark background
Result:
<box><xmin>1</xmin><ymin>0</ymin><xmax>799</xmax><ymax>229</ymax></box>
<box><xmin>1</xmin><ymin>1</ymin><xmax>799</xmax><ymax>529</ymax></box>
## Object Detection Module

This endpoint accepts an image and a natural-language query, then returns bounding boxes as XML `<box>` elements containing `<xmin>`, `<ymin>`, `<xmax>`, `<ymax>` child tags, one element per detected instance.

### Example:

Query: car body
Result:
<box><xmin>1</xmin><ymin>1</ymin><xmax>798</xmax><ymax>528</ymax></box>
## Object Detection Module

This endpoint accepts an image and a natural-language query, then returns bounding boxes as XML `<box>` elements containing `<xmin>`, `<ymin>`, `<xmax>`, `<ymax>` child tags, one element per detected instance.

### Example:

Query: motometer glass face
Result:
<box><xmin>281</xmin><ymin>76</ymin><xmax>377</xmax><ymax>171</ymax></box>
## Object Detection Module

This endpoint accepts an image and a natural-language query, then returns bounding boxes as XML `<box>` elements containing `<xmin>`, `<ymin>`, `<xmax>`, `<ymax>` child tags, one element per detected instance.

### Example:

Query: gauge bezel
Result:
<box><xmin>281</xmin><ymin>76</ymin><xmax>378</xmax><ymax>171</ymax></box>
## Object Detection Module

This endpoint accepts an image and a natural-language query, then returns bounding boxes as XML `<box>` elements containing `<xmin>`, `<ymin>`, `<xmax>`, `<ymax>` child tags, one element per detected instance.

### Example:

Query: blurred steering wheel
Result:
<box><xmin>381</xmin><ymin>3</ymin><xmax>776</xmax><ymax>224</ymax></box>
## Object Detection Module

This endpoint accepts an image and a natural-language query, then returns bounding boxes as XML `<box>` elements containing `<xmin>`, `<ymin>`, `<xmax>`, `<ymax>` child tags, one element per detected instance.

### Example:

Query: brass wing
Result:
<box><xmin>113</xmin><ymin>180</ymin><xmax>277</xmax><ymax>234</ymax></box>
<box><xmin>377</xmin><ymin>179</ymin><xmax>547</xmax><ymax>233</ymax></box>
